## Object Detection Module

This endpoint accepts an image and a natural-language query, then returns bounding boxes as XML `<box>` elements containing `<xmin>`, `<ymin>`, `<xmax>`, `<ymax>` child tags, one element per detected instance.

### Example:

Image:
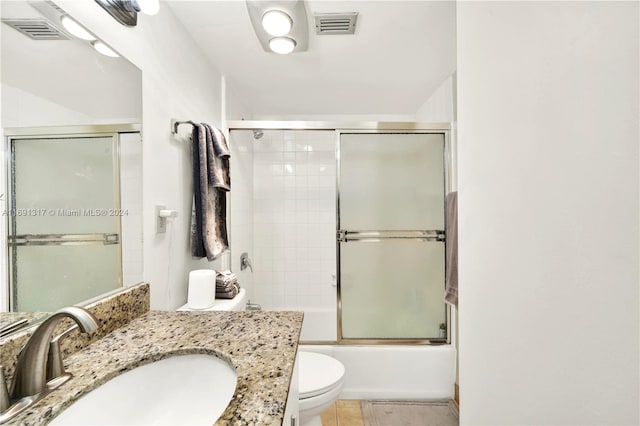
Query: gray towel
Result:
<box><xmin>190</xmin><ymin>123</ymin><xmax>230</xmax><ymax>261</ymax></box>
<box><xmin>216</xmin><ymin>283</ymin><xmax>239</xmax><ymax>299</ymax></box>
<box><xmin>190</xmin><ymin>125</ymin><xmax>205</xmax><ymax>258</ymax></box>
<box><xmin>444</xmin><ymin>191</ymin><xmax>458</xmax><ymax>306</ymax></box>
<box><xmin>203</xmin><ymin>124</ymin><xmax>230</xmax><ymax>190</ymax></box>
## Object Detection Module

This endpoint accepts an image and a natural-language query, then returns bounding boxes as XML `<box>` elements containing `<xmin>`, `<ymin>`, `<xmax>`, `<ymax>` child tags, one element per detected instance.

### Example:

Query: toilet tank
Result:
<box><xmin>177</xmin><ymin>288</ymin><xmax>247</xmax><ymax>312</ymax></box>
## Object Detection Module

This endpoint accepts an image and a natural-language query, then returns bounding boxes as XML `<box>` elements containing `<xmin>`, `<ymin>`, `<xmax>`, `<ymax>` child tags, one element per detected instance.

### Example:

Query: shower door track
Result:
<box><xmin>227</xmin><ymin>121</ymin><xmax>454</xmax><ymax>346</ymax></box>
<box><xmin>227</xmin><ymin>120</ymin><xmax>450</xmax><ymax>131</ymax></box>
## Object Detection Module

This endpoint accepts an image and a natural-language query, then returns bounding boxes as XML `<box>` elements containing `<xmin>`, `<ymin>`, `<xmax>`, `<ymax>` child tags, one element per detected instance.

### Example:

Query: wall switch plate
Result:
<box><xmin>156</xmin><ymin>205</ymin><xmax>167</xmax><ymax>233</ymax></box>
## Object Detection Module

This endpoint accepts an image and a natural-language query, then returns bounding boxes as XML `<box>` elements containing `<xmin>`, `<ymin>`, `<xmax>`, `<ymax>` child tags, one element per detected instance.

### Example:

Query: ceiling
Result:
<box><xmin>1</xmin><ymin>1</ymin><xmax>141</xmax><ymax>122</ymax></box>
<box><xmin>166</xmin><ymin>1</ymin><xmax>457</xmax><ymax>117</ymax></box>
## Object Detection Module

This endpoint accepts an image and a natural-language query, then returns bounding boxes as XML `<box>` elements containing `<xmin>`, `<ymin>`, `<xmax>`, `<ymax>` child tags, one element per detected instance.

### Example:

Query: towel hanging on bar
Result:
<box><xmin>444</xmin><ymin>191</ymin><xmax>458</xmax><ymax>307</ymax></box>
<box><xmin>190</xmin><ymin>123</ymin><xmax>230</xmax><ymax>261</ymax></box>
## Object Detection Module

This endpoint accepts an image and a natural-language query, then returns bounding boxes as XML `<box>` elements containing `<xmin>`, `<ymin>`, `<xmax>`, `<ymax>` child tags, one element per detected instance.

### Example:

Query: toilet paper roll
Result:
<box><xmin>187</xmin><ymin>269</ymin><xmax>216</xmax><ymax>309</ymax></box>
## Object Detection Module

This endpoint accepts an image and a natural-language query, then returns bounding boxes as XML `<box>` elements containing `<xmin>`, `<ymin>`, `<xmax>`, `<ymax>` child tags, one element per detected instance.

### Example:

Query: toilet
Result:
<box><xmin>298</xmin><ymin>351</ymin><xmax>345</xmax><ymax>425</ymax></box>
<box><xmin>177</xmin><ymin>287</ymin><xmax>345</xmax><ymax>426</ymax></box>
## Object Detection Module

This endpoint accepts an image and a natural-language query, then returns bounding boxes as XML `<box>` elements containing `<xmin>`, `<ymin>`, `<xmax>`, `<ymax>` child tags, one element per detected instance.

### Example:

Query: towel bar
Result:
<box><xmin>8</xmin><ymin>233</ymin><xmax>120</xmax><ymax>246</ymax></box>
<box><xmin>171</xmin><ymin>119</ymin><xmax>196</xmax><ymax>135</ymax></box>
<box><xmin>337</xmin><ymin>229</ymin><xmax>445</xmax><ymax>243</ymax></box>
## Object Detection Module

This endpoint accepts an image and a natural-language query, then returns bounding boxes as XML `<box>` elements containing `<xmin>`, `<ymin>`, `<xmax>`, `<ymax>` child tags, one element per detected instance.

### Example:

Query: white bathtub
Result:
<box><xmin>300</xmin><ymin>344</ymin><xmax>456</xmax><ymax>400</ymax></box>
<box><xmin>288</xmin><ymin>308</ymin><xmax>456</xmax><ymax>400</ymax></box>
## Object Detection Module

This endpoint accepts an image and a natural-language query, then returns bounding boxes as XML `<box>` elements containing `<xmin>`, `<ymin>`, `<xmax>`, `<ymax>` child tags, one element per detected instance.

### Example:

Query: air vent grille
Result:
<box><xmin>314</xmin><ymin>12</ymin><xmax>358</xmax><ymax>35</ymax></box>
<box><xmin>2</xmin><ymin>19</ymin><xmax>69</xmax><ymax>40</ymax></box>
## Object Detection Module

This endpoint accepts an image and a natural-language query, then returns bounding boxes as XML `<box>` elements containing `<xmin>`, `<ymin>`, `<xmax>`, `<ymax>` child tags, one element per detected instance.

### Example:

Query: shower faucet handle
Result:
<box><xmin>240</xmin><ymin>252</ymin><xmax>253</xmax><ymax>272</ymax></box>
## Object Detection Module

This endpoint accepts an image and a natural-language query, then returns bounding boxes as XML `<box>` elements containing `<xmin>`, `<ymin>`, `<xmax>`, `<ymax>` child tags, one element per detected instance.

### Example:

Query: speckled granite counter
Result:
<box><xmin>0</xmin><ymin>312</ymin><xmax>47</xmax><ymax>336</ymax></box>
<box><xmin>11</xmin><ymin>310</ymin><xmax>303</xmax><ymax>426</ymax></box>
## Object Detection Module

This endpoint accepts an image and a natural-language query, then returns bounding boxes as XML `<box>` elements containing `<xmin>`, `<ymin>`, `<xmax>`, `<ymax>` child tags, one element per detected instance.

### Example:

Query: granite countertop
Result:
<box><xmin>11</xmin><ymin>310</ymin><xmax>304</xmax><ymax>426</ymax></box>
<box><xmin>0</xmin><ymin>312</ymin><xmax>48</xmax><ymax>336</ymax></box>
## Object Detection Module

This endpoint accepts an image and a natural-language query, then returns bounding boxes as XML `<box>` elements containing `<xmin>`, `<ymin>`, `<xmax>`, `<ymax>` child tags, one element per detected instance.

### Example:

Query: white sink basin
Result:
<box><xmin>50</xmin><ymin>353</ymin><xmax>237</xmax><ymax>425</ymax></box>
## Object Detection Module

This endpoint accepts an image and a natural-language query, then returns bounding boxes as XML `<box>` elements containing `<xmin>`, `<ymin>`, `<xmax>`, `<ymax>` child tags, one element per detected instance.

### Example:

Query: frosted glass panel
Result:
<box><xmin>338</xmin><ymin>132</ymin><xmax>447</xmax><ymax>341</ymax></box>
<box><xmin>13</xmin><ymin>137</ymin><xmax>117</xmax><ymax>234</ymax></box>
<box><xmin>15</xmin><ymin>245</ymin><xmax>119</xmax><ymax>311</ymax></box>
<box><xmin>340</xmin><ymin>133</ymin><xmax>445</xmax><ymax>230</ymax></box>
<box><xmin>10</xmin><ymin>136</ymin><xmax>121</xmax><ymax>312</ymax></box>
<box><xmin>340</xmin><ymin>240</ymin><xmax>445</xmax><ymax>339</ymax></box>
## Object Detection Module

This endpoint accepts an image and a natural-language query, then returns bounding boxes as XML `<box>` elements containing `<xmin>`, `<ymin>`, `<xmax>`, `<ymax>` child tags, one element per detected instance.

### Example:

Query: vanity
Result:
<box><xmin>0</xmin><ymin>284</ymin><xmax>303</xmax><ymax>425</ymax></box>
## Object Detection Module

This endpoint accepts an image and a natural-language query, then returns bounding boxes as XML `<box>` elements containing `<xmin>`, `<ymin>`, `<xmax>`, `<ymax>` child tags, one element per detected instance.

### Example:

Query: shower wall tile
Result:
<box><xmin>253</xmin><ymin>130</ymin><xmax>337</xmax><ymax>310</ymax></box>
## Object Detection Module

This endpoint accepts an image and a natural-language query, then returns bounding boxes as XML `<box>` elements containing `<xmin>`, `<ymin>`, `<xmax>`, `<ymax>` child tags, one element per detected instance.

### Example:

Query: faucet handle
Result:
<box><xmin>240</xmin><ymin>252</ymin><xmax>253</xmax><ymax>272</ymax></box>
<box><xmin>46</xmin><ymin>324</ymin><xmax>79</xmax><ymax>384</ymax></box>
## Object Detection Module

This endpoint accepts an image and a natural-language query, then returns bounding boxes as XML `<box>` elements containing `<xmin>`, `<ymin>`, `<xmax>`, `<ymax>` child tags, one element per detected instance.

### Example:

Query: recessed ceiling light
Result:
<box><xmin>61</xmin><ymin>16</ymin><xmax>96</xmax><ymax>41</ymax></box>
<box><xmin>262</xmin><ymin>10</ymin><xmax>292</xmax><ymax>36</ymax></box>
<box><xmin>92</xmin><ymin>41</ymin><xmax>119</xmax><ymax>58</ymax></box>
<box><xmin>269</xmin><ymin>37</ymin><xmax>296</xmax><ymax>54</ymax></box>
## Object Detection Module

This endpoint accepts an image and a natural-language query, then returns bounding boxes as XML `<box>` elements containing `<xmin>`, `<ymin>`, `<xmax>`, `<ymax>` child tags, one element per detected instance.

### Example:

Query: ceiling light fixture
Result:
<box><xmin>262</xmin><ymin>10</ymin><xmax>292</xmax><ymax>36</ymax></box>
<box><xmin>94</xmin><ymin>0</ymin><xmax>160</xmax><ymax>27</ymax></box>
<box><xmin>246</xmin><ymin>0</ymin><xmax>308</xmax><ymax>54</ymax></box>
<box><xmin>269</xmin><ymin>37</ymin><xmax>296</xmax><ymax>55</ymax></box>
<box><xmin>60</xmin><ymin>16</ymin><xmax>96</xmax><ymax>41</ymax></box>
<box><xmin>92</xmin><ymin>40</ymin><xmax>120</xmax><ymax>57</ymax></box>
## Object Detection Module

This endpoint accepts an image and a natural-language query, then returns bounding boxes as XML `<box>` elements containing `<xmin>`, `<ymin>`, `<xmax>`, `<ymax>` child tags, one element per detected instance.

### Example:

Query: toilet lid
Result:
<box><xmin>298</xmin><ymin>352</ymin><xmax>345</xmax><ymax>399</ymax></box>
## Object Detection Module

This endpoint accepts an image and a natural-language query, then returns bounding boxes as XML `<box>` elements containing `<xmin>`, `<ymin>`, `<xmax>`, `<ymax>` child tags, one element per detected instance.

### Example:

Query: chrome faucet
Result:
<box><xmin>0</xmin><ymin>306</ymin><xmax>98</xmax><ymax>423</ymax></box>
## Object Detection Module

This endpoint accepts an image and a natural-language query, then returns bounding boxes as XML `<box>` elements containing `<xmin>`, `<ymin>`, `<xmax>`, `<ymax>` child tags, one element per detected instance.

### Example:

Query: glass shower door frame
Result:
<box><xmin>4</xmin><ymin>125</ymin><xmax>128</xmax><ymax>311</ymax></box>
<box><xmin>335</xmin><ymin>129</ymin><xmax>453</xmax><ymax>345</ymax></box>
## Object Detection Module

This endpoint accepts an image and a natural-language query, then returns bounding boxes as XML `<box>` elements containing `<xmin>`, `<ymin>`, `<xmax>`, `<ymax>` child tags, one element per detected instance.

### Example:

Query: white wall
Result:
<box><xmin>415</xmin><ymin>75</ymin><xmax>455</xmax><ymax>123</ymax></box>
<box><xmin>1</xmin><ymin>84</ymin><xmax>139</xmax><ymax>127</ymax></box>
<box><xmin>0</xmin><ymin>11</ymin><xmax>141</xmax><ymax>128</ymax></box>
<box><xmin>250</xmin><ymin>114</ymin><xmax>416</xmax><ymax>122</ymax></box>
<box><xmin>457</xmin><ymin>2</ymin><xmax>639</xmax><ymax>425</ymax></box>
<box><xmin>55</xmin><ymin>1</ymin><xmax>225</xmax><ymax>309</ymax></box>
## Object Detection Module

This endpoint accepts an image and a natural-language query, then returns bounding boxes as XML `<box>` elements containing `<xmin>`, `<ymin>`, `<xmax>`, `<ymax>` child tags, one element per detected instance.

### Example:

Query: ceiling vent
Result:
<box><xmin>314</xmin><ymin>12</ymin><xmax>358</xmax><ymax>35</ymax></box>
<box><xmin>2</xmin><ymin>19</ymin><xmax>69</xmax><ymax>40</ymax></box>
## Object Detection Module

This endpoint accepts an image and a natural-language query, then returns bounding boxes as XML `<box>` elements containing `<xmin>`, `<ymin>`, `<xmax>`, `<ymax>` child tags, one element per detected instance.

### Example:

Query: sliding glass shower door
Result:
<box><xmin>338</xmin><ymin>132</ymin><xmax>447</xmax><ymax>342</ymax></box>
<box><xmin>8</xmin><ymin>134</ymin><xmax>122</xmax><ymax>312</ymax></box>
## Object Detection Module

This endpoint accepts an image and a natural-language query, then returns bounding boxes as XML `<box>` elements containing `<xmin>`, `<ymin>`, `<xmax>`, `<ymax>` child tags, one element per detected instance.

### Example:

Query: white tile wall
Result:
<box><xmin>251</xmin><ymin>130</ymin><xmax>337</xmax><ymax>311</ymax></box>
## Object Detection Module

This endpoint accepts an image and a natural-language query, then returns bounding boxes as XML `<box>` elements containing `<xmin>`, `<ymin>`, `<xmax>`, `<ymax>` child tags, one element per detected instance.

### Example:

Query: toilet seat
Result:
<box><xmin>298</xmin><ymin>352</ymin><xmax>345</xmax><ymax>399</ymax></box>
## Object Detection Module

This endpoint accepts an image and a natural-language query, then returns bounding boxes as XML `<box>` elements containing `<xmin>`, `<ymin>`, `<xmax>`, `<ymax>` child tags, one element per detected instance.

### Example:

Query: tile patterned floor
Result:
<box><xmin>321</xmin><ymin>400</ymin><xmax>365</xmax><ymax>426</ymax></box>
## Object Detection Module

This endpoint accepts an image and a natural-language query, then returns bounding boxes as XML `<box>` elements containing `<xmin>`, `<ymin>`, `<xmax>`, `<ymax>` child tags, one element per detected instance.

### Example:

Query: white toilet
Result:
<box><xmin>177</xmin><ymin>288</ymin><xmax>345</xmax><ymax>426</ymax></box>
<box><xmin>298</xmin><ymin>351</ymin><xmax>345</xmax><ymax>425</ymax></box>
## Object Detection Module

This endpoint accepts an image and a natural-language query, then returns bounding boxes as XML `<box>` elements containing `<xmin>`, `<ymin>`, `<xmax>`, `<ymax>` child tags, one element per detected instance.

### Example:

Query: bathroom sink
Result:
<box><xmin>49</xmin><ymin>353</ymin><xmax>237</xmax><ymax>425</ymax></box>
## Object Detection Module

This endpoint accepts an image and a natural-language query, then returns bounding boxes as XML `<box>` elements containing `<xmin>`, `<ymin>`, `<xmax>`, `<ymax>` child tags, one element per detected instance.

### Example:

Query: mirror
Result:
<box><xmin>0</xmin><ymin>1</ymin><xmax>143</xmax><ymax>335</ymax></box>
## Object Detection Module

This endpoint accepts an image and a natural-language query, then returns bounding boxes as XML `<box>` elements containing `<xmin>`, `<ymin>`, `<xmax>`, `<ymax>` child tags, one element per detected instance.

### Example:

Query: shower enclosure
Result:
<box><xmin>4</xmin><ymin>125</ymin><xmax>138</xmax><ymax>312</ymax></box>
<box><xmin>228</xmin><ymin>122</ymin><xmax>451</xmax><ymax>345</ymax></box>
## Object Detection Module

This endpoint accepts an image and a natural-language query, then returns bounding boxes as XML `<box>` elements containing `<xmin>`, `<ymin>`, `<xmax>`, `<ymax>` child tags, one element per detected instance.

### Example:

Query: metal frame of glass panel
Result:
<box><xmin>4</xmin><ymin>124</ymin><xmax>138</xmax><ymax>311</ymax></box>
<box><xmin>336</xmin><ymin>129</ymin><xmax>450</xmax><ymax>345</ymax></box>
<box><xmin>227</xmin><ymin>121</ymin><xmax>452</xmax><ymax>345</ymax></box>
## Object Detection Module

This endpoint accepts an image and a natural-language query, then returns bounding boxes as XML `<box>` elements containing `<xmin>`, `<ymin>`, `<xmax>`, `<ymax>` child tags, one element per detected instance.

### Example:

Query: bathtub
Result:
<box><xmin>290</xmin><ymin>308</ymin><xmax>456</xmax><ymax>400</ymax></box>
